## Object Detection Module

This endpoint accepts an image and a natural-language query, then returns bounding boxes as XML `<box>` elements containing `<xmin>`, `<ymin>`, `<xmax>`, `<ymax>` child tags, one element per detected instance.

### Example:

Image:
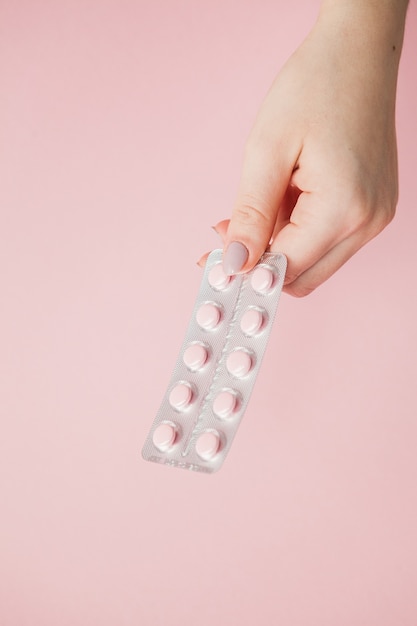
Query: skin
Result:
<box><xmin>199</xmin><ymin>0</ymin><xmax>409</xmax><ymax>296</ymax></box>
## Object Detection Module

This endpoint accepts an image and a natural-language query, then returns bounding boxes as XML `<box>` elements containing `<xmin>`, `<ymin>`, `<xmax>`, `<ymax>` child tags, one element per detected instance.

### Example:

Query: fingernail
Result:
<box><xmin>222</xmin><ymin>242</ymin><xmax>249</xmax><ymax>275</ymax></box>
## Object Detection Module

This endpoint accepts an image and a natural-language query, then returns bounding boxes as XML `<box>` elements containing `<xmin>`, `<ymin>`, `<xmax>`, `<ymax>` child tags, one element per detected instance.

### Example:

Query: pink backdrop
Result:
<box><xmin>1</xmin><ymin>1</ymin><xmax>417</xmax><ymax>624</ymax></box>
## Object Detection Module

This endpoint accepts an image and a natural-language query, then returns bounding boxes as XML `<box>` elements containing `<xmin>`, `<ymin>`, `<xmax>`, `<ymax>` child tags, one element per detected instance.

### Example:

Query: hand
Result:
<box><xmin>200</xmin><ymin>1</ymin><xmax>407</xmax><ymax>296</ymax></box>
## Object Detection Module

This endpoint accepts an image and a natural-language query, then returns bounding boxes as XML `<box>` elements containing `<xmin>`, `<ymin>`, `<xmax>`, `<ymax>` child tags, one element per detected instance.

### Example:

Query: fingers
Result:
<box><xmin>201</xmin><ymin>189</ymin><xmax>378</xmax><ymax>299</ymax></box>
<box><xmin>270</xmin><ymin>191</ymin><xmax>352</xmax><ymax>286</ymax></box>
<box><xmin>199</xmin><ymin>144</ymin><xmax>386</xmax><ymax>296</ymax></box>
<box><xmin>282</xmin><ymin>229</ymin><xmax>368</xmax><ymax>297</ymax></box>
<box><xmin>223</xmin><ymin>140</ymin><xmax>298</xmax><ymax>275</ymax></box>
<box><xmin>271</xmin><ymin>187</ymin><xmax>391</xmax><ymax>296</ymax></box>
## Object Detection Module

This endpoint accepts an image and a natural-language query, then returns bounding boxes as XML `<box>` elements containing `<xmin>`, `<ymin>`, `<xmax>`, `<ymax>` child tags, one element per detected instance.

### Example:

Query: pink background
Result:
<box><xmin>1</xmin><ymin>0</ymin><xmax>417</xmax><ymax>624</ymax></box>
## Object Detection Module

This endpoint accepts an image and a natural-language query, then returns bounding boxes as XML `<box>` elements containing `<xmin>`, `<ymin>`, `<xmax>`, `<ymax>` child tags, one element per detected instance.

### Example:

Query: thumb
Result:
<box><xmin>223</xmin><ymin>140</ymin><xmax>296</xmax><ymax>275</ymax></box>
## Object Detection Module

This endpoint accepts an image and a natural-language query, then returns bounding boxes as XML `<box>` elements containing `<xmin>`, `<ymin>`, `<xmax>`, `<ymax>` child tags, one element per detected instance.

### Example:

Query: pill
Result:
<box><xmin>152</xmin><ymin>422</ymin><xmax>177</xmax><ymax>451</ymax></box>
<box><xmin>195</xmin><ymin>430</ymin><xmax>220</xmax><ymax>460</ymax></box>
<box><xmin>208</xmin><ymin>263</ymin><xmax>231</xmax><ymax>290</ymax></box>
<box><xmin>213</xmin><ymin>390</ymin><xmax>237</xmax><ymax>419</ymax></box>
<box><xmin>196</xmin><ymin>303</ymin><xmax>221</xmax><ymax>330</ymax></box>
<box><xmin>226</xmin><ymin>350</ymin><xmax>252</xmax><ymax>378</ymax></box>
<box><xmin>240</xmin><ymin>308</ymin><xmax>264</xmax><ymax>336</ymax></box>
<box><xmin>169</xmin><ymin>383</ymin><xmax>192</xmax><ymax>410</ymax></box>
<box><xmin>183</xmin><ymin>343</ymin><xmax>208</xmax><ymax>370</ymax></box>
<box><xmin>251</xmin><ymin>266</ymin><xmax>274</xmax><ymax>294</ymax></box>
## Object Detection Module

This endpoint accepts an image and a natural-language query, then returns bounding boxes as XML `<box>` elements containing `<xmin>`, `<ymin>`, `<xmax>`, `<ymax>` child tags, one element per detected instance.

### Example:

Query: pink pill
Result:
<box><xmin>195</xmin><ymin>430</ymin><xmax>221</xmax><ymax>461</ymax></box>
<box><xmin>208</xmin><ymin>263</ymin><xmax>231</xmax><ymax>290</ymax></box>
<box><xmin>213</xmin><ymin>390</ymin><xmax>237</xmax><ymax>419</ymax></box>
<box><xmin>240</xmin><ymin>308</ymin><xmax>264</xmax><ymax>336</ymax></box>
<box><xmin>196</xmin><ymin>303</ymin><xmax>221</xmax><ymax>330</ymax></box>
<box><xmin>251</xmin><ymin>266</ymin><xmax>274</xmax><ymax>294</ymax></box>
<box><xmin>183</xmin><ymin>343</ymin><xmax>208</xmax><ymax>371</ymax></box>
<box><xmin>169</xmin><ymin>383</ymin><xmax>192</xmax><ymax>410</ymax></box>
<box><xmin>152</xmin><ymin>422</ymin><xmax>177</xmax><ymax>451</ymax></box>
<box><xmin>226</xmin><ymin>350</ymin><xmax>252</xmax><ymax>378</ymax></box>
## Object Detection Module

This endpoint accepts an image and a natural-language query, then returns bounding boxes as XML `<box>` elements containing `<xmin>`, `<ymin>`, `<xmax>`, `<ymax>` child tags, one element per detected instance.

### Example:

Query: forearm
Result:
<box><xmin>309</xmin><ymin>0</ymin><xmax>409</xmax><ymax>125</ymax></box>
<box><xmin>317</xmin><ymin>0</ymin><xmax>409</xmax><ymax>57</ymax></box>
<box><xmin>320</xmin><ymin>0</ymin><xmax>409</xmax><ymax>19</ymax></box>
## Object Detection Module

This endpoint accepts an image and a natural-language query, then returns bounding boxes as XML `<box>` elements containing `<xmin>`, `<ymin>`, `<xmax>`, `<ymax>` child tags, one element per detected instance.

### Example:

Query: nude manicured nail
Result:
<box><xmin>222</xmin><ymin>242</ymin><xmax>249</xmax><ymax>275</ymax></box>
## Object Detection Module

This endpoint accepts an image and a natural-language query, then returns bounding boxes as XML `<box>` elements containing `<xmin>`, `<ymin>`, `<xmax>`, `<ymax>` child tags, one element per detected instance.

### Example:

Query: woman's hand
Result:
<box><xmin>201</xmin><ymin>0</ymin><xmax>408</xmax><ymax>296</ymax></box>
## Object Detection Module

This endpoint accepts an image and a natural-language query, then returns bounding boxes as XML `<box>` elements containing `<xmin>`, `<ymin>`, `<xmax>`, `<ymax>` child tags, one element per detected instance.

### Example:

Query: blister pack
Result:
<box><xmin>142</xmin><ymin>249</ymin><xmax>287</xmax><ymax>473</ymax></box>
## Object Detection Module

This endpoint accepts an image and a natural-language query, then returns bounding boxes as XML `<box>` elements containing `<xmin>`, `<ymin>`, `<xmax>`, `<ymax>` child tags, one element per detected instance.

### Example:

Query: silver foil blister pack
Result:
<box><xmin>142</xmin><ymin>249</ymin><xmax>287</xmax><ymax>473</ymax></box>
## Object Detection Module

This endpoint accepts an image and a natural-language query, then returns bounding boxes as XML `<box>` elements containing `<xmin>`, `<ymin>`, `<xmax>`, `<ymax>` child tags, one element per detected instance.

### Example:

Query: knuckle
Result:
<box><xmin>234</xmin><ymin>194</ymin><xmax>272</xmax><ymax>228</ymax></box>
<box><xmin>342</xmin><ymin>185</ymin><xmax>398</xmax><ymax>238</ymax></box>
<box><xmin>374</xmin><ymin>202</ymin><xmax>396</xmax><ymax>233</ymax></box>
<box><xmin>382</xmin><ymin>190</ymin><xmax>398</xmax><ymax>225</ymax></box>
<box><xmin>362</xmin><ymin>197</ymin><xmax>397</xmax><ymax>235</ymax></box>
